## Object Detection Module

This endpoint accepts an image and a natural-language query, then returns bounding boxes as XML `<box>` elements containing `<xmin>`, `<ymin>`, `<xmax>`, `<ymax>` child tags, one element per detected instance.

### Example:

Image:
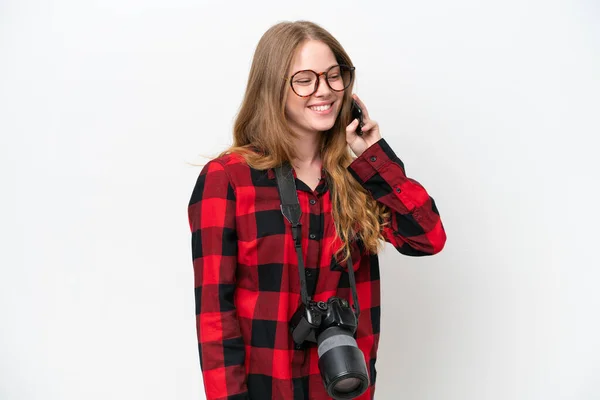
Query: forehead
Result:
<box><xmin>289</xmin><ymin>40</ymin><xmax>337</xmax><ymax>73</ymax></box>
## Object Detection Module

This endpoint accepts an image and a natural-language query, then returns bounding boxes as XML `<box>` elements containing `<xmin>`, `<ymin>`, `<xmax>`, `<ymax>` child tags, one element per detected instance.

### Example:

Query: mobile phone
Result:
<box><xmin>351</xmin><ymin>99</ymin><xmax>364</xmax><ymax>136</ymax></box>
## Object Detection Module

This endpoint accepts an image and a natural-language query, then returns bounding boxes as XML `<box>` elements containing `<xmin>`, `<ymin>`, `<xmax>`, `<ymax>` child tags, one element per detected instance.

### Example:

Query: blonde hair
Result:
<box><xmin>213</xmin><ymin>20</ymin><xmax>390</xmax><ymax>262</ymax></box>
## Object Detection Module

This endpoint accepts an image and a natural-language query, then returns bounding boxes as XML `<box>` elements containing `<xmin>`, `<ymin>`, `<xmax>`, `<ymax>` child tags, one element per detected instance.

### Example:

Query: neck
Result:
<box><xmin>291</xmin><ymin>132</ymin><xmax>322</xmax><ymax>170</ymax></box>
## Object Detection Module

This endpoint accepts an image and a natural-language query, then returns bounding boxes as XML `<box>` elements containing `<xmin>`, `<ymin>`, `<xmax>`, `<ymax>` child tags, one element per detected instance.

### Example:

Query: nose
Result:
<box><xmin>314</xmin><ymin>74</ymin><xmax>333</xmax><ymax>97</ymax></box>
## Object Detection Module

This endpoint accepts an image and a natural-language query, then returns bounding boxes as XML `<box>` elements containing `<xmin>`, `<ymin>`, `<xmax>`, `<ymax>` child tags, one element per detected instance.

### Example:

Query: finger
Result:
<box><xmin>345</xmin><ymin>120</ymin><xmax>363</xmax><ymax>140</ymax></box>
<box><xmin>360</xmin><ymin>120</ymin><xmax>377</xmax><ymax>133</ymax></box>
<box><xmin>345</xmin><ymin>118</ymin><xmax>360</xmax><ymax>133</ymax></box>
<box><xmin>352</xmin><ymin>93</ymin><xmax>370</xmax><ymax>121</ymax></box>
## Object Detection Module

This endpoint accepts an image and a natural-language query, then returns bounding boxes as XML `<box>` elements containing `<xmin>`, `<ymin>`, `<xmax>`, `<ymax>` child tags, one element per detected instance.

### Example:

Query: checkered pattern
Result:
<box><xmin>188</xmin><ymin>138</ymin><xmax>446</xmax><ymax>399</ymax></box>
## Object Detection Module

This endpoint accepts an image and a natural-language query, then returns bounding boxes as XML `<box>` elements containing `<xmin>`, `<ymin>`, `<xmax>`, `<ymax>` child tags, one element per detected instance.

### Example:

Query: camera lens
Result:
<box><xmin>333</xmin><ymin>377</ymin><xmax>362</xmax><ymax>392</ymax></box>
<box><xmin>317</xmin><ymin>327</ymin><xmax>369</xmax><ymax>399</ymax></box>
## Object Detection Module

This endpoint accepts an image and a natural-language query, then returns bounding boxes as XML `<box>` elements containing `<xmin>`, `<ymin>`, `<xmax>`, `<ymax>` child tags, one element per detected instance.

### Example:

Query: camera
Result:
<box><xmin>290</xmin><ymin>297</ymin><xmax>369</xmax><ymax>399</ymax></box>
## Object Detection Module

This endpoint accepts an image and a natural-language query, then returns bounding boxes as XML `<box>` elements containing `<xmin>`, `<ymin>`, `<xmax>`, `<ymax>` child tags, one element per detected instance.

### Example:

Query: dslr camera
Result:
<box><xmin>290</xmin><ymin>296</ymin><xmax>369</xmax><ymax>399</ymax></box>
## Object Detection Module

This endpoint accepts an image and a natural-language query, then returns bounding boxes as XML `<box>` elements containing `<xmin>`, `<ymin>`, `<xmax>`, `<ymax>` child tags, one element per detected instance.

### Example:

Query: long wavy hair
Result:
<box><xmin>214</xmin><ymin>20</ymin><xmax>390</xmax><ymax>262</ymax></box>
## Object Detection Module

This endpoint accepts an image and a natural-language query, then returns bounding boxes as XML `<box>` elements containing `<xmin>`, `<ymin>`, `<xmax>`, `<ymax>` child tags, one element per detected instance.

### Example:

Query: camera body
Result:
<box><xmin>289</xmin><ymin>297</ymin><xmax>357</xmax><ymax>346</ymax></box>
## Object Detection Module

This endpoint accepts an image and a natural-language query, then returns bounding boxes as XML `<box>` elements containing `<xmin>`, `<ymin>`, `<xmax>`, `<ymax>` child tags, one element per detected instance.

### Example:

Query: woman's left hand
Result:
<box><xmin>345</xmin><ymin>93</ymin><xmax>382</xmax><ymax>157</ymax></box>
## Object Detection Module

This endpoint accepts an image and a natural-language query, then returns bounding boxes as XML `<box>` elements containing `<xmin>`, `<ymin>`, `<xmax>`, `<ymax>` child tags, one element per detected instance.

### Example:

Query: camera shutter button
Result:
<box><xmin>317</xmin><ymin>301</ymin><xmax>327</xmax><ymax>311</ymax></box>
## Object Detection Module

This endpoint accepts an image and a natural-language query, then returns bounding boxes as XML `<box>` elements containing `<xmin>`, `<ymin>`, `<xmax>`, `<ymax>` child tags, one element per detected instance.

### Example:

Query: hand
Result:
<box><xmin>345</xmin><ymin>93</ymin><xmax>382</xmax><ymax>157</ymax></box>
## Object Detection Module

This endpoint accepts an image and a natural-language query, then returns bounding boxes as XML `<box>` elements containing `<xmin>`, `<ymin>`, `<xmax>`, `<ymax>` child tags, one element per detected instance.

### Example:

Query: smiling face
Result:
<box><xmin>284</xmin><ymin>40</ymin><xmax>344</xmax><ymax>138</ymax></box>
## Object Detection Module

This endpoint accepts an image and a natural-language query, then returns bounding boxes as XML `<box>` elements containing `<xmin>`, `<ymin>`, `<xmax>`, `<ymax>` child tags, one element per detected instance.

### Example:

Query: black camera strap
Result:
<box><xmin>275</xmin><ymin>162</ymin><xmax>360</xmax><ymax>318</ymax></box>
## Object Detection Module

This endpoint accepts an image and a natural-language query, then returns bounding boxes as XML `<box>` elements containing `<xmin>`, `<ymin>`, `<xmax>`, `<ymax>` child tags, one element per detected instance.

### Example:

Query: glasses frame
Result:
<box><xmin>286</xmin><ymin>64</ymin><xmax>356</xmax><ymax>98</ymax></box>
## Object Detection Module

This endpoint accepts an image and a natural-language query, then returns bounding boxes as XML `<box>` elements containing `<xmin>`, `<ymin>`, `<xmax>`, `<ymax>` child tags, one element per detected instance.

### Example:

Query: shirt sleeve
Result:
<box><xmin>188</xmin><ymin>160</ymin><xmax>249</xmax><ymax>400</ymax></box>
<box><xmin>347</xmin><ymin>138</ymin><xmax>447</xmax><ymax>256</ymax></box>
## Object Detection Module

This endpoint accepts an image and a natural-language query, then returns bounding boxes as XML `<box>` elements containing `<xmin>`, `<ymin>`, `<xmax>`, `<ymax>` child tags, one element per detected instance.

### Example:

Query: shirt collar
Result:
<box><xmin>266</xmin><ymin>166</ymin><xmax>326</xmax><ymax>180</ymax></box>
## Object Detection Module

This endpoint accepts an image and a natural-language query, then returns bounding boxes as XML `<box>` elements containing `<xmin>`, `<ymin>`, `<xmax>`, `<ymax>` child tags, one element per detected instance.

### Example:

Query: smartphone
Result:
<box><xmin>351</xmin><ymin>99</ymin><xmax>364</xmax><ymax>136</ymax></box>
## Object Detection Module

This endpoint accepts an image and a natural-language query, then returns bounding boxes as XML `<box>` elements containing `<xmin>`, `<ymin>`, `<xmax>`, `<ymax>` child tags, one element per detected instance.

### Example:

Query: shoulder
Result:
<box><xmin>207</xmin><ymin>148</ymin><xmax>248</xmax><ymax>165</ymax></box>
<box><xmin>203</xmin><ymin>150</ymin><xmax>270</xmax><ymax>188</ymax></box>
<box><xmin>208</xmin><ymin>151</ymin><xmax>256</xmax><ymax>174</ymax></box>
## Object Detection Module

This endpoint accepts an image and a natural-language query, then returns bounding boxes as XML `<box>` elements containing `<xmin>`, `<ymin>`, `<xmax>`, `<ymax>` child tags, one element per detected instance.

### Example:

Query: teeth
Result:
<box><xmin>309</xmin><ymin>103</ymin><xmax>332</xmax><ymax>111</ymax></box>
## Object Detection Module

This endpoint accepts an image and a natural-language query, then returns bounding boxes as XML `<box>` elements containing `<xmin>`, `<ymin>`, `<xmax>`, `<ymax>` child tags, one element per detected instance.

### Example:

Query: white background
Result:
<box><xmin>1</xmin><ymin>1</ymin><xmax>599</xmax><ymax>399</ymax></box>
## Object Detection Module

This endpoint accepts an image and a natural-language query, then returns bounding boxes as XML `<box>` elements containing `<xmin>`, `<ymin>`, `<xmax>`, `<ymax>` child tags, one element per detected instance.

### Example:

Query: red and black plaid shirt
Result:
<box><xmin>188</xmin><ymin>138</ymin><xmax>446</xmax><ymax>400</ymax></box>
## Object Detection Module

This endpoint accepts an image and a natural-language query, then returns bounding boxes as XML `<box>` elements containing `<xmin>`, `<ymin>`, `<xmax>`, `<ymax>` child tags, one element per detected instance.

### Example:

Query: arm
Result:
<box><xmin>188</xmin><ymin>160</ymin><xmax>249</xmax><ymax>400</ymax></box>
<box><xmin>347</xmin><ymin>138</ymin><xmax>446</xmax><ymax>256</ymax></box>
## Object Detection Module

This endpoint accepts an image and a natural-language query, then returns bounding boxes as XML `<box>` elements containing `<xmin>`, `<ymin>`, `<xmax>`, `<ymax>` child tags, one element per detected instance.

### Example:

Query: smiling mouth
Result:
<box><xmin>308</xmin><ymin>102</ymin><xmax>333</xmax><ymax>112</ymax></box>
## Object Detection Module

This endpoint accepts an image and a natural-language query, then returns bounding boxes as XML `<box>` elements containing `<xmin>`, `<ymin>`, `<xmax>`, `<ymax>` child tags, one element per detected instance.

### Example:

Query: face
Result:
<box><xmin>284</xmin><ymin>40</ymin><xmax>345</xmax><ymax>137</ymax></box>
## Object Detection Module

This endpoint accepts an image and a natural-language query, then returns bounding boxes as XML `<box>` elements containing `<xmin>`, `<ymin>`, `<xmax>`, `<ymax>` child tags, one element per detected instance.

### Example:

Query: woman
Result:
<box><xmin>188</xmin><ymin>20</ymin><xmax>446</xmax><ymax>400</ymax></box>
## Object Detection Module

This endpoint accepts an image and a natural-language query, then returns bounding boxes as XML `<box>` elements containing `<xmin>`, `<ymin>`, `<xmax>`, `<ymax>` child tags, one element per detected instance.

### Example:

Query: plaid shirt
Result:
<box><xmin>188</xmin><ymin>138</ymin><xmax>446</xmax><ymax>400</ymax></box>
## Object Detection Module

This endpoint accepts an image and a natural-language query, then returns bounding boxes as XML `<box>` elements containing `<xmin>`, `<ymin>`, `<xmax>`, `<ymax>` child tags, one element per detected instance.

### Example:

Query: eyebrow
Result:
<box><xmin>291</xmin><ymin>64</ymin><xmax>338</xmax><ymax>75</ymax></box>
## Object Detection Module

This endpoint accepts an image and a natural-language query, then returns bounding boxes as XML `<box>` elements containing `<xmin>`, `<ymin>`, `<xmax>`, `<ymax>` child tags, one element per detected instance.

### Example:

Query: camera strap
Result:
<box><xmin>275</xmin><ymin>162</ymin><xmax>360</xmax><ymax>318</ymax></box>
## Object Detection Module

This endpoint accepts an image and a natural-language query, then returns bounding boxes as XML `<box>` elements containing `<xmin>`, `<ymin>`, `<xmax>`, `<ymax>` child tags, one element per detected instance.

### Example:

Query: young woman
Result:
<box><xmin>188</xmin><ymin>20</ymin><xmax>446</xmax><ymax>400</ymax></box>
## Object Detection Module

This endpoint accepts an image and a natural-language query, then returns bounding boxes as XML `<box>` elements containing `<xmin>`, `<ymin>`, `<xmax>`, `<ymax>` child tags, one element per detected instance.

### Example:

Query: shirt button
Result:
<box><xmin>305</xmin><ymin>269</ymin><xmax>312</xmax><ymax>277</ymax></box>
<box><xmin>396</xmin><ymin>187</ymin><xmax>401</xmax><ymax>193</ymax></box>
<box><xmin>295</xmin><ymin>344</ymin><xmax>303</xmax><ymax>350</ymax></box>
<box><xmin>309</xmin><ymin>233</ymin><xmax>316</xmax><ymax>239</ymax></box>
<box><xmin>310</xmin><ymin>199</ymin><xmax>316</xmax><ymax>205</ymax></box>
<box><xmin>370</xmin><ymin>156</ymin><xmax>377</xmax><ymax>162</ymax></box>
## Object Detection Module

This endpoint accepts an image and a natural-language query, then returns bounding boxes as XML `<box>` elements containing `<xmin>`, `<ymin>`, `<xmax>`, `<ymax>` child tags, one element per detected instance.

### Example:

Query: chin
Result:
<box><xmin>315</xmin><ymin>123</ymin><xmax>336</xmax><ymax>132</ymax></box>
<box><xmin>308</xmin><ymin>117</ymin><xmax>337</xmax><ymax>132</ymax></box>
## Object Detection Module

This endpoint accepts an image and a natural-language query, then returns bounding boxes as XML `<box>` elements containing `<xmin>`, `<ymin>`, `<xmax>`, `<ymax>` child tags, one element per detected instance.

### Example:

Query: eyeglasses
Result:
<box><xmin>286</xmin><ymin>64</ymin><xmax>355</xmax><ymax>97</ymax></box>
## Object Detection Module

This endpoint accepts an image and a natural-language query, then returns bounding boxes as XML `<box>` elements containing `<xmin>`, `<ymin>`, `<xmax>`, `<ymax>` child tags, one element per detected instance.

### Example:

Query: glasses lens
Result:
<box><xmin>291</xmin><ymin>71</ymin><xmax>317</xmax><ymax>97</ymax></box>
<box><xmin>327</xmin><ymin>65</ymin><xmax>353</xmax><ymax>92</ymax></box>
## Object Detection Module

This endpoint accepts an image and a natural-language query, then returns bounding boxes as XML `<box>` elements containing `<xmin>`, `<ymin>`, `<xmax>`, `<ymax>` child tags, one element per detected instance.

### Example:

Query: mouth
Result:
<box><xmin>307</xmin><ymin>102</ymin><xmax>334</xmax><ymax>115</ymax></box>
